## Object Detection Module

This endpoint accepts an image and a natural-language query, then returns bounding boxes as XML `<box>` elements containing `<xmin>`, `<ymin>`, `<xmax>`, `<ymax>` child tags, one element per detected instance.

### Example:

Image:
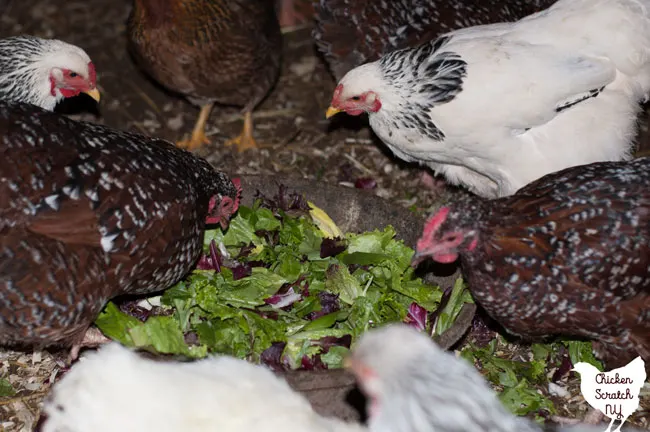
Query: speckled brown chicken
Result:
<box><xmin>313</xmin><ymin>0</ymin><xmax>558</xmax><ymax>81</ymax></box>
<box><xmin>0</xmin><ymin>100</ymin><xmax>241</xmax><ymax>357</ymax></box>
<box><xmin>412</xmin><ymin>158</ymin><xmax>650</xmax><ymax>371</ymax></box>
<box><xmin>127</xmin><ymin>0</ymin><xmax>282</xmax><ymax>152</ymax></box>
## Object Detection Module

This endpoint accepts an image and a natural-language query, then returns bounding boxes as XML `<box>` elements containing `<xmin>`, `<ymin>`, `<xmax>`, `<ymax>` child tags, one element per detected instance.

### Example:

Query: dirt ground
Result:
<box><xmin>0</xmin><ymin>0</ymin><xmax>649</xmax><ymax>430</ymax></box>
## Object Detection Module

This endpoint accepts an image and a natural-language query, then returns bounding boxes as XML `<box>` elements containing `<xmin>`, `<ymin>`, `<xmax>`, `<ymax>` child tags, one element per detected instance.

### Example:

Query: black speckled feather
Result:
<box><xmin>0</xmin><ymin>100</ymin><xmax>238</xmax><ymax>348</ymax></box>
<box><xmin>0</xmin><ymin>36</ymin><xmax>53</xmax><ymax>106</ymax></box>
<box><xmin>378</xmin><ymin>36</ymin><xmax>467</xmax><ymax>141</ymax></box>
<box><xmin>0</xmin><ymin>36</ymin><xmax>94</xmax><ymax>111</ymax></box>
<box><xmin>313</xmin><ymin>0</ymin><xmax>558</xmax><ymax>80</ymax></box>
<box><xmin>417</xmin><ymin>157</ymin><xmax>650</xmax><ymax>370</ymax></box>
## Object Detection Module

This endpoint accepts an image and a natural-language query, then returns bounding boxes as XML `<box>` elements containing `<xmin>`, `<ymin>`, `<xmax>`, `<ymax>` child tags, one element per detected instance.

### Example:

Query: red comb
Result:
<box><xmin>416</xmin><ymin>207</ymin><xmax>450</xmax><ymax>251</ymax></box>
<box><xmin>87</xmin><ymin>62</ymin><xmax>96</xmax><ymax>86</ymax></box>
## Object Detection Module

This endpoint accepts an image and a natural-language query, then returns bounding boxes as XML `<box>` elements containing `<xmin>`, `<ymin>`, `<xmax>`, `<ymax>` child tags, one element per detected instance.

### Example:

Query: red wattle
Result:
<box><xmin>433</xmin><ymin>253</ymin><xmax>459</xmax><ymax>264</ymax></box>
<box><xmin>58</xmin><ymin>88</ymin><xmax>81</xmax><ymax>98</ymax></box>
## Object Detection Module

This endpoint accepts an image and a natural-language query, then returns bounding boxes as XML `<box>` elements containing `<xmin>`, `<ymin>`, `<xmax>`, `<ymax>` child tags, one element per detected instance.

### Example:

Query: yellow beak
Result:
<box><xmin>83</xmin><ymin>88</ymin><xmax>101</xmax><ymax>103</ymax></box>
<box><xmin>325</xmin><ymin>106</ymin><xmax>342</xmax><ymax>119</ymax></box>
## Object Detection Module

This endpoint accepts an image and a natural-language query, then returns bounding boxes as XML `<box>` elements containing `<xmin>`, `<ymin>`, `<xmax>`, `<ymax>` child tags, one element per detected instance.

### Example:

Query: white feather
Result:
<box><xmin>337</xmin><ymin>0</ymin><xmax>650</xmax><ymax>198</ymax></box>
<box><xmin>349</xmin><ymin>325</ymin><xmax>647</xmax><ymax>432</ymax></box>
<box><xmin>40</xmin><ymin>343</ymin><xmax>366</xmax><ymax>432</ymax></box>
<box><xmin>0</xmin><ymin>36</ymin><xmax>93</xmax><ymax>110</ymax></box>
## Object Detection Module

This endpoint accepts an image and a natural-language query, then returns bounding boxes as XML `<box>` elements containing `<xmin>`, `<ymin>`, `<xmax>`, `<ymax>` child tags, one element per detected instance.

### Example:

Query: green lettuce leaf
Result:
<box><xmin>0</xmin><ymin>378</ymin><xmax>16</xmax><ymax>397</ymax></box>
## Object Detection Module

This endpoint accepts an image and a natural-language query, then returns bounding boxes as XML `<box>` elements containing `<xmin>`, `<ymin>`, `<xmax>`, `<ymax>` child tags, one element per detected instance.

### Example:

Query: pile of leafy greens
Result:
<box><xmin>95</xmin><ymin>188</ymin><xmax>469</xmax><ymax>370</ymax></box>
<box><xmin>93</xmin><ymin>187</ymin><xmax>601</xmax><ymax>420</ymax></box>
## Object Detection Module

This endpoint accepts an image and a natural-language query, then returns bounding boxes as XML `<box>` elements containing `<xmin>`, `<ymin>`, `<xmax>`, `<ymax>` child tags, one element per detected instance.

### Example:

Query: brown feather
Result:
<box><xmin>0</xmin><ymin>101</ymin><xmax>239</xmax><ymax>348</ymax></box>
<box><xmin>27</xmin><ymin>200</ymin><xmax>102</xmax><ymax>248</ymax></box>
<box><xmin>128</xmin><ymin>0</ymin><xmax>282</xmax><ymax>110</ymax></box>
<box><xmin>416</xmin><ymin>158</ymin><xmax>650</xmax><ymax>369</ymax></box>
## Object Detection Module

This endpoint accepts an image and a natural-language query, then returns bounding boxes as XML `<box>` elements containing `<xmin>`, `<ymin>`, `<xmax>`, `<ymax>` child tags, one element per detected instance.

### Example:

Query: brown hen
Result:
<box><xmin>413</xmin><ymin>157</ymin><xmax>650</xmax><ymax>372</ymax></box>
<box><xmin>127</xmin><ymin>0</ymin><xmax>282</xmax><ymax>151</ymax></box>
<box><xmin>0</xmin><ymin>100</ymin><xmax>240</xmax><ymax>359</ymax></box>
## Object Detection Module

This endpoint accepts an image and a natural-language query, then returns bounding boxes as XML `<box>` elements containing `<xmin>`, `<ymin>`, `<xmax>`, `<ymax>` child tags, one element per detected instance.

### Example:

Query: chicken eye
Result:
<box><xmin>446</xmin><ymin>235</ymin><xmax>457</xmax><ymax>242</ymax></box>
<box><xmin>351</xmin><ymin>96</ymin><xmax>361</xmax><ymax>101</ymax></box>
<box><xmin>69</xmin><ymin>72</ymin><xmax>78</xmax><ymax>78</ymax></box>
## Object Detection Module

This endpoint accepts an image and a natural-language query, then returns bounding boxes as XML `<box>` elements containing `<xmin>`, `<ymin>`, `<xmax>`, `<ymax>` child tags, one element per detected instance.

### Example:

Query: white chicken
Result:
<box><xmin>40</xmin><ymin>327</ymin><xmax>647</xmax><ymax>432</ymax></box>
<box><xmin>39</xmin><ymin>343</ymin><xmax>365</xmax><ymax>432</ymax></box>
<box><xmin>0</xmin><ymin>36</ymin><xmax>100</xmax><ymax>110</ymax></box>
<box><xmin>346</xmin><ymin>324</ymin><xmax>647</xmax><ymax>432</ymax></box>
<box><xmin>326</xmin><ymin>0</ymin><xmax>650</xmax><ymax>198</ymax></box>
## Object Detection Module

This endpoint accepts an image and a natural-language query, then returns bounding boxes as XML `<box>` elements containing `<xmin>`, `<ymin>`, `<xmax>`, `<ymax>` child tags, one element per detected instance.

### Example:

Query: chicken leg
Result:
<box><xmin>224</xmin><ymin>110</ymin><xmax>258</xmax><ymax>152</ymax></box>
<box><xmin>177</xmin><ymin>103</ymin><xmax>213</xmax><ymax>150</ymax></box>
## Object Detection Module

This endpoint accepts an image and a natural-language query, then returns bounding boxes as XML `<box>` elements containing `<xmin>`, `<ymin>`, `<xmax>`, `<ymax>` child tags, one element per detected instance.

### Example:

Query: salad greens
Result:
<box><xmin>95</xmin><ymin>191</ymin><xmax>468</xmax><ymax>369</ymax></box>
<box><xmin>93</xmin><ymin>187</ymin><xmax>600</xmax><ymax>421</ymax></box>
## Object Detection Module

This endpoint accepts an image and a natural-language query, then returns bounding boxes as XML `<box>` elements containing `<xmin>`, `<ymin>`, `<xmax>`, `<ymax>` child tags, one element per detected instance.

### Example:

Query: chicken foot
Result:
<box><xmin>177</xmin><ymin>103</ymin><xmax>213</xmax><ymax>150</ymax></box>
<box><xmin>224</xmin><ymin>110</ymin><xmax>259</xmax><ymax>152</ymax></box>
<box><xmin>68</xmin><ymin>327</ymin><xmax>112</xmax><ymax>364</ymax></box>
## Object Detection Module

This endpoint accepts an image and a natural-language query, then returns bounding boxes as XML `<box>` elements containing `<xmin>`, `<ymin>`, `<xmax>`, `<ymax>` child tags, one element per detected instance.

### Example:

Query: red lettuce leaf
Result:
<box><xmin>404</xmin><ymin>302</ymin><xmax>427</xmax><ymax>331</ymax></box>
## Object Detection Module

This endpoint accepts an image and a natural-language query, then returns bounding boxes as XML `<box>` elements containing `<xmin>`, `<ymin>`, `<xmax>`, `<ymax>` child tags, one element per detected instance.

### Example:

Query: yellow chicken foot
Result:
<box><xmin>68</xmin><ymin>327</ymin><xmax>112</xmax><ymax>364</ymax></box>
<box><xmin>224</xmin><ymin>110</ymin><xmax>259</xmax><ymax>152</ymax></box>
<box><xmin>177</xmin><ymin>103</ymin><xmax>213</xmax><ymax>150</ymax></box>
